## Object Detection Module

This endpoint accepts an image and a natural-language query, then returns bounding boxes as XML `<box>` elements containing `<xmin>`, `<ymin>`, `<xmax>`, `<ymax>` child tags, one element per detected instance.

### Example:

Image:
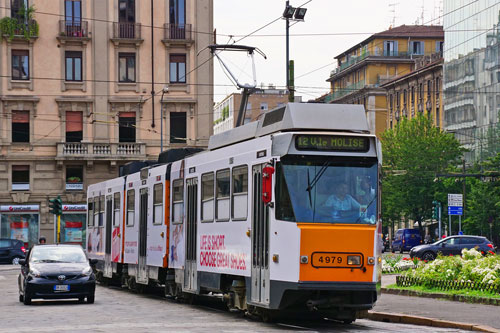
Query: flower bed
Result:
<box><xmin>400</xmin><ymin>248</ymin><xmax>500</xmax><ymax>290</ymax></box>
<box><xmin>382</xmin><ymin>254</ymin><xmax>423</xmax><ymax>273</ymax></box>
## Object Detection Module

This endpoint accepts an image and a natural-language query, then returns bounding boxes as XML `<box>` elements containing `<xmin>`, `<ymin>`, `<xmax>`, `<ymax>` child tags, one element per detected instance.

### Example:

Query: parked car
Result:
<box><xmin>0</xmin><ymin>239</ymin><xmax>26</xmax><ymax>265</ymax></box>
<box><xmin>409</xmin><ymin>235</ymin><xmax>495</xmax><ymax>261</ymax></box>
<box><xmin>391</xmin><ymin>229</ymin><xmax>422</xmax><ymax>253</ymax></box>
<box><xmin>18</xmin><ymin>244</ymin><xmax>96</xmax><ymax>305</ymax></box>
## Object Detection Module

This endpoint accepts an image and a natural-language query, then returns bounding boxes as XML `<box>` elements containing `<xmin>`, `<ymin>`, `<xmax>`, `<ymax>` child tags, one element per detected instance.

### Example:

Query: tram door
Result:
<box><xmin>137</xmin><ymin>188</ymin><xmax>149</xmax><ymax>284</ymax></box>
<box><xmin>184</xmin><ymin>178</ymin><xmax>198</xmax><ymax>292</ymax></box>
<box><xmin>104</xmin><ymin>195</ymin><xmax>113</xmax><ymax>278</ymax></box>
<box><xmin>251</xmin><ymin>165</ymin><xmax>270</xmax><ymax>305</ymax></box>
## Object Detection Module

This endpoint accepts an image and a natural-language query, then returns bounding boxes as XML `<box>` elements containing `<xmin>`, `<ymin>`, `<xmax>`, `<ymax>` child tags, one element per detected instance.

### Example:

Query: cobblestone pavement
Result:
<box><xmin>0</xmin><ymin>265</ymin><xmax>467</xmax><ymax>333</ymax></box>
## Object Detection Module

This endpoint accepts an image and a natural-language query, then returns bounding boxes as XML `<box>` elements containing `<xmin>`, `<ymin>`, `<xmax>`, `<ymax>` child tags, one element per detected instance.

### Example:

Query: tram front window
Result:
<box><xmin>276</xmin><ymin>156</ymin><xmax>378</xmax><ymax>224</ymax></box>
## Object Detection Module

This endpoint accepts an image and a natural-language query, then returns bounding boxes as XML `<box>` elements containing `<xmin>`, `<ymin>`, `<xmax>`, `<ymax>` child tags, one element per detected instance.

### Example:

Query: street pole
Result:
<box><xmin>438</xmin><ymin>203</ymin><xmax>442</xmax><ymax>240</ymax></box>
<box><xmin>57</xmin><ymin>214</ymin><xmax>61</xmax><ymax>243</ymax></box>
<box><xmin>459</xmin><ymin>215</ymin><xmax>462</xmax><ymax>234</ymax></box>
<box><xmin>449</xmin><ymin>214</ymin><xmax>451</xmax><ymax>236</ymax></box>
<box><xmin>285</xmin><ymin>0</ymin><xmax>290</xmax><ymax>99</ymax></box>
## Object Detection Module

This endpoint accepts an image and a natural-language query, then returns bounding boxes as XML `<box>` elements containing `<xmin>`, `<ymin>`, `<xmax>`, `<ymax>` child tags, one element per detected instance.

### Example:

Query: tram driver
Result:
<box><xmin>324</xmin><ymin>181</ymin><xmax>361</xmax><ymax>220</ymax></box>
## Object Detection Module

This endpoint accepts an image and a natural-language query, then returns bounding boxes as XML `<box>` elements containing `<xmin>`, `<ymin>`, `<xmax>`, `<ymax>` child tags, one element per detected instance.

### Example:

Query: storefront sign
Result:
<box><xmin>62</xmin><ymin>205</ymin><xmax>87</xmax><ymax>212</ymax></box>
<box><xmin>0</xmin><ymin>205</ymin><xmax>40</xmax><ymax>212</ymax></box>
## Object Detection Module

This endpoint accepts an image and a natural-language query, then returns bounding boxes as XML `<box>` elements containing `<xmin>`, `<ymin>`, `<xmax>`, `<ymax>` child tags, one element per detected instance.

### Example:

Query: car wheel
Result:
<box><xmin>11</xmin><ymin>256</ymin><xmax>21</xmax><ymax>265</ymax></box>
<box><xmin>78</xmin><ymin>297</ymin><xmax>85</xmax><ymax>303</ymax></box>
<box><xmin>87</xmin><ymin>294</ymin><xmax>95</xmax><ymax>304</ymax></box>
<box><xmin>23</xmin><ymin>294</ymin><xmax>31</xmax><ymax>305</ymax></box>
<box><xmin>422</xmin><ymin>251</ymin><xmax>435</xmax><ymax>261</ymax></box>
<box><xmin>391</xmin><ymin>248</ymin><xmax>395</xmax><ymax>253</ymax></box>
<box><xmin>19</xmin><ymin>294</ymin><xmax>24</xmax><ymax>303</ymax></box>
<box><xmin>400</xmin><ymin>247</ymin><xmax>404</xmax><ymax>254</ymax></box>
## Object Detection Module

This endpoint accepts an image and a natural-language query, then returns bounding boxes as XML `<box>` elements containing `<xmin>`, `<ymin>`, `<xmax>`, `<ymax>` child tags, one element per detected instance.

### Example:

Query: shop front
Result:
<box><xmin>0</xmin><ymin>205</ymin><xmax>40</xmax><ymax>248</ymax></box>
<box><xmin>54</xmin><ymin>204</ymin><xmax>87</xmax><ymax>247</ymax></box>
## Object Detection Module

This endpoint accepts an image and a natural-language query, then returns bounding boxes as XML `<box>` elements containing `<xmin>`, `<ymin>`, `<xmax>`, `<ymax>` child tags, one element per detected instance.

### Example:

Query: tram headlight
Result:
<box><xmin>367</xmin><ymin>257</ymin><xmax>376</xmax><ymax>265</ymax></box>
<box><xmin>300</xmin><ymin>255</ymin><xmax>308</xmax><ymax>264</ymax></box>
<box><xmin>347</xmin><ymin>255</ymin><xmax>361</xmax><ymax>266</ymax></box>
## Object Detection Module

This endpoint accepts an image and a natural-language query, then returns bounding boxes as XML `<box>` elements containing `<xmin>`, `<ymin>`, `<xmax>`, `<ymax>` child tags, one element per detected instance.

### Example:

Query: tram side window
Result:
<box><xmin>153</xmin><ymin>183</ymin><xmax>163</xmax><ymax>225</ymax></box>
<box><xmin>232</xmin><ymin>165</ymin><xmax>248</xmax><ymax>220</ymax></box>
<box><xmin>126</xmin><ymin>190</ymin><xmax>135</xmax><ymax>226</ymax></box>
<box><xmin>93</xmin><ymin>197</ymin><xmax>99</xmax><ymax>227</ymax></box>
<box><xmin>201</xmin><ymin>172</ymin><xmax>214</xmax><ymax>222</ymax></box>
<box><xmin>172</xmin><ymin>179</ymin><xmax>184</xmax><ymax>224</ymax></box>
<box><xmin>88</xmin><ymin>198</ymin><xmax>94</xmax><ymax>226</ymax></box>
<box><xmin>216</xmin><ymin>169</ymin><xmax>230</xmax><ymax>221</ymax></box>
<box><xmin>99</xmin><ymin>195</ymin><xmax>105</xmax><ymax>227</ymax></box>
<box><xmin>113</xmin><ymin>192</ymin><xmax>120</xmax><ymax>227</ymax></box>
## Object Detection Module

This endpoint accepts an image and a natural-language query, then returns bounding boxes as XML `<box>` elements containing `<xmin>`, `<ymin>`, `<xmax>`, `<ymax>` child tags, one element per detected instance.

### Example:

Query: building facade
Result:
<box><xmin>382</xmin><ymin>52</ymin><xmax>443</xmax><ymax>129</ymax></box>
<box><xmin>0</xmin><ymin>0</ymin><xmax>213</xmax><ymax>246</ymax></box>
<box><xmin>443</xmin><ymin>0</ymin><xmax>500</xmax><ymax>163</ymax></box>
<box><xmin>324</xmin><ymin>25</ymin><xmax>444</xmax><ymax>136</ymax></box>
<box><xmin>213</xmin><ymin>87</ymin><xmax>288</xmax><ymax>134</ymax></box>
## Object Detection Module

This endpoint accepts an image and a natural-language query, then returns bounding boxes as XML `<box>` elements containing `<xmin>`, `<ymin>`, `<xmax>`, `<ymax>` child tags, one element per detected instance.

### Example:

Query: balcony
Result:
<box><xmin>57</xmin><ymin>20</ymin><xmax>90</xmax><ymax>44</ymax></box>
<box><xmin>57</xmin><ymin>142</ymin><xmax>147</xmax><ymax>160</ymax></box>
<box><xmin>162</xmin><ymin>23</ymin><xmax>193</xmax><ymax>47</ymax></box>
<box><xmin>111</xmin><ymin>22</ymin><xmax>143</xmax><ymax>46</ymax></box>
<box><xmin>12</xmin><ymin>183</ymin><xmax>29</xmax><ymax>191</ymax></box>
<box><xmin>3</xmin><ymin>19</ymin><xmax>38</xmax><ymax>41</ymax></box>
<box><xmin>325</xmin><ymin>80</ymin><xmax>366</xmax><ymax>102</ymax></box>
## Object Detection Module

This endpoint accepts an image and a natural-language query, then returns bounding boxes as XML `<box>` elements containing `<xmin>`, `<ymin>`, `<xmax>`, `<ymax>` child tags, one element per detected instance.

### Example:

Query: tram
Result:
<box><xmin>86</xmin><ymin>103</ymin><xmax>382</xmax><ymax>322</ymax></box>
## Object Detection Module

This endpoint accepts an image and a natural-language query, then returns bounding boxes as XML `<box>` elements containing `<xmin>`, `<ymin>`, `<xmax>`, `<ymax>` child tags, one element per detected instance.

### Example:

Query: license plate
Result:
<box><xmin>54</xmin><ymin>285</ymin><xmax>70</xmax><ymax>292</ymax></box>
<box><xmin>311</xmin><ymin>252</ymin><xmax>363</xmax><ymax>268</ymax></box>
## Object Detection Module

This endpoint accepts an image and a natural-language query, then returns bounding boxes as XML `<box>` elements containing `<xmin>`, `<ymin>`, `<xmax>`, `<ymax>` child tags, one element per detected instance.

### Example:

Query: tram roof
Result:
<box><xmin>208</xmin><ymin>103</ymin><xmax>370</xmax><ymax>151</ymax></box>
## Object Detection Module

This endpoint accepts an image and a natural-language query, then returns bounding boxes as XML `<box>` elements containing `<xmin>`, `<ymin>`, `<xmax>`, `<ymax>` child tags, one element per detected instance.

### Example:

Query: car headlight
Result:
<box><xmin>29</xmin><ymin>268</ymin><xmax>41</xmax><ymax>278</ymax></box>
<box><xmin>82</xmin><ymin>267</ymin><xmax>93</xmax><ymax>276</ymax></box>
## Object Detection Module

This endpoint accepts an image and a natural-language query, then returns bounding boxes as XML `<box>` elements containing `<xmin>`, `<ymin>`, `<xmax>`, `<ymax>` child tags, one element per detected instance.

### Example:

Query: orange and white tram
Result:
<box><xmin>87</xmin><ymin>103</ymin><xmax>382</xmax><ymax>322</ymax></box>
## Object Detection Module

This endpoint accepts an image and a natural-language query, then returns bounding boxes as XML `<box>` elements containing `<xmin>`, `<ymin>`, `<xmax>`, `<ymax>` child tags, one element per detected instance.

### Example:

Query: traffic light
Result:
<box><xmin>432</xmin><ymin>200</ymin><xmax>439</xmax><ymax>219</ymax></box>
<box><xmin>49</xmin><ymin>195</ymin><xmax>63</xmax><ymax>215</ymax></box>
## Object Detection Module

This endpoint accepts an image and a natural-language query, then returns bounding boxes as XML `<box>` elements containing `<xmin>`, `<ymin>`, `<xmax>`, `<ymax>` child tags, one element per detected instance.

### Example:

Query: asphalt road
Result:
<box><xmin>0</xmin><ymin>265</ymin><xmax>468</xmax><ymax>333</ymax></box>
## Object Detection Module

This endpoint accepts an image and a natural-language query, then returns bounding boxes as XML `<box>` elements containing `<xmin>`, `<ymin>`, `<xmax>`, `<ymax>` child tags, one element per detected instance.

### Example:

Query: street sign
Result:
<box><xmin>448</xmin><ymin>194</ymin><xmax>463</xmax><ymax>207</ymax></box>
<box><xmin>448</xmin><ymin>206</ymin><xmax>463</xmax><ymax>215</ymax></box>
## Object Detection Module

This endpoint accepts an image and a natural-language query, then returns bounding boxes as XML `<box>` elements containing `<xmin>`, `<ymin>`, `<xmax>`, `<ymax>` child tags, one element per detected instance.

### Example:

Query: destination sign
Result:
<box><xmin>295</xmin><ymin>135</ymin><xmax>369</xmax><ymax>152</ymax></box>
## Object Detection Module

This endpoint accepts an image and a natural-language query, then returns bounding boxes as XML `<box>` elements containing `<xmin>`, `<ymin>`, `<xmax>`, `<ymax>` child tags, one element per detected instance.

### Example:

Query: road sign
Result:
<box><xmin>448</xmin><ymin>194</ymin><xmax>463</xmax><ymax>207</ymax></box>
<box><xmin>448</xmin><ymin>206</ymin><xmax>463</xmax><ymax>215</ymax></box>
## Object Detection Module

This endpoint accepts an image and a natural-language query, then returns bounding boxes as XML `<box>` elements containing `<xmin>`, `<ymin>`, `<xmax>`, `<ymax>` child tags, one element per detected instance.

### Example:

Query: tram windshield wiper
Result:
<box><xmin>355</xmin><ymin>195</ymin><xmax>377</xmax><ymax>223</ymax></box>
<box><xmin>305</xmin><ymin>161</ymin><xmax>331</xmax><ymax>195</ymax></box>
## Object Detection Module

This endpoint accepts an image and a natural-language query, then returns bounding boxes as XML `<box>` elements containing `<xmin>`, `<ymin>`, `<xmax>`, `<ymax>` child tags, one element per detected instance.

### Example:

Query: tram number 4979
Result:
<box><xmin>318</xmin><ymin>256</ymin><xmax>342</xmax><ymax>264</ymax></box>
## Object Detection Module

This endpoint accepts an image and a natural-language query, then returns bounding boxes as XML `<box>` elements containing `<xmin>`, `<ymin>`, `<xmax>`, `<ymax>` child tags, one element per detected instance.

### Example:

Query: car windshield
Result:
<box><xmin>31</xmin><ymin>246</ymin><xmax>87</xmax><ymax>263</ymax></box>
<box><xmin>275</xmin><ymin>155</ymin><xmax>378</xmax><ymax>224</ymax></box>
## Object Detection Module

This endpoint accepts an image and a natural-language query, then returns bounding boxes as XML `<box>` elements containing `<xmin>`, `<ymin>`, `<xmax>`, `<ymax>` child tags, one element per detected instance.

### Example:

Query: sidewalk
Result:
<box><xmin>376</xmin><ymin>275</ymin><xmax>500</xmax><ymax>331</ymax></box>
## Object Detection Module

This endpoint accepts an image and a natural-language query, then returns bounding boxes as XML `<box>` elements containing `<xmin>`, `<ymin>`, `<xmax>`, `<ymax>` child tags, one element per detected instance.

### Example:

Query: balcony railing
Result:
<box><xmin>57</xmin><ymin>142</ymin><xmax>146</xmax><ymax>159</ymax></box>
<box><xmin>59</xmin><ymin>20</ymin><xmax>89</xmax><ymax>38</ymax></box>
<box><xmin>11</xmin><ymin>19</ymin><xmax>38</xmax><ymax>38</ymax></box>
<box><xmin>164</xmin><ymin>23</ymin><xmax>192</xmax><ymax>41</ymax></box>
<box><xmin>113</xmin><ymin>22</ymin><xmax>141</xmax><ymax>39</ymax></box>
<box><xmin>325</xmin><ymin>80</ymin><xmax>366</xmax><ymax>102</ymax></box>
<box><xmin>12</xmin><ymin>183</ymin><xmax>29</xmax><ymax>191</ymax></box>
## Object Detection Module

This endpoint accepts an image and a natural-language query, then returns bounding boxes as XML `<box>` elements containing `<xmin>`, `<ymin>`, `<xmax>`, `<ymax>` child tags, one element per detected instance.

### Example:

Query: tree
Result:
<box><xmin>381</xmin><ymin>115</ymin><xmax>464</xmax><ymax>237</ymax></box>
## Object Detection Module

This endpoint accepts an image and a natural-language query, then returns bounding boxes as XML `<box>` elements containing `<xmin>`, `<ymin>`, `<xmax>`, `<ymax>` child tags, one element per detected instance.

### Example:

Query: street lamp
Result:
<box><xmin>283</xmin><ymin>1</ymin><xmax>307</xmax><ymax>103</ymax></box>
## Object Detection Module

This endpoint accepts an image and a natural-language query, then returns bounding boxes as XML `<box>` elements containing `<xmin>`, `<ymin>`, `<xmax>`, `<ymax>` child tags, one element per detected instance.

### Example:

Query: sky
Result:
<box><xmin>213</xmin><ymin>0</ymin><xmax>443</xmax><ymax>103</ymax></box>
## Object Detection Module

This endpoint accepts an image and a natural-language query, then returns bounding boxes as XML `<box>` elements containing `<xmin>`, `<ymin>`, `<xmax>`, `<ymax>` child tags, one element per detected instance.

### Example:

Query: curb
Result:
<box><xmin>362</xmin><ymin>311</ymin><xmax>500</xmax><ymax>332</ymax></box>
<box><xmin>382</xmin><ymin>287</ymin><xmax>500</xmax><ymax>306</ymax></box>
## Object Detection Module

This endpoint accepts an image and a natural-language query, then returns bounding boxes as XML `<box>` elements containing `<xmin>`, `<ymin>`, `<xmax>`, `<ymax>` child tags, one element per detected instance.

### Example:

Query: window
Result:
<box><xmin>119</xmin><ymin>112</ymin><xmax>136</xmax><ymax>143</ymax></box>
<box><xmin>411</xmin><ymin>41</ymin><xmax>424</xmax><ymax>55</ymax></box>
<box><xmin>201</xmin><ymin>173</ymin><xmax>214</xmax><ymax>222</ymax></box>
<box><xmin>12</xmin><ymin>165</ymin><xmax>29</xmax><ymax>191</ymax></box>
<box><xmin>99</xmin><ymin>195</ymin><xmax>105</xmax><ymax>227</ymax></box>
<box><xmin>113</xmin><ymin>192</ymin><xmax>120</xmax><ymax>227</ymax></box>
<box><xmin>172</xmin><ymin>179</ymin><xmax>184</xmax><ymax>224</ymax></box>
<box><xmin>65</xmin><ymin>0</ymin><xmax>81</xmax><ymax>23</ymax></box>
<box><xmin>126</xmin><ymin>190</ymin><xmax>135</xmax><ymax>226</ymax></box>
<box><xmin>11</xmin><ymin>0</ymin><xmax>28</xmax><ymax>19</ymax></box>
<box><xmin>260</xmin><ymin>103</ymin><xmax>268</xmax><ymax>111</ymax></box>
<box><xmin>12</xmin><ymin>50</ymin><xmax>29</xmax><ymax>80</ymax></box>
<box><xmin>169</xmin><ymin>0</ymin><xmax>185</xmax><ymax>24</ymax></box>
<box><xmin>170</xmin><ymin>54</ymin><xmax>186</xmax><ymax>83</ymax></box>
<box><xmin>12</xmin><ymin>111</ymin><xmax>29</xmax><ymax>143</ymax></box>
<box><xmin>119</xmin><ymin>0</ymin><xmax>135</xmax><ymax>23</ymax></box>
<box><xmin>216</xmin><ymin>169</ymin><xmax>230</xmax><ymax>221</ymax></box>
<box><xmin>66</xmin><ymin>166</ymin><xmax>83</xmax><ymax>191</ymax></box>
<box><xmin>436</xmin><ymin>41</ymin><xmax>444</xmax><ymax>53</ymax></box>
<box><xmin>88</xmin><ymin>198</ymin><xmax>94</xmax><ymax>226</ymax></box>
<box><xmin>232</xmin><ymin>166</ymin><xmax>248</xmax><ymax>220</ymax></box>
<box><xmin>66</xmin><ymin>111</ymin><xmax>83</xmax><ymax>142</ymax></box>
<box><xmin>93</xmin><ymin>196</ymin><xmax>99</xmax><ymax>227</ymax></box>
<box><xmin>427</xmin><ymin>80</ymin><xmax>432</xmax><ymax>97</ymax></box>
<box><xmin>411</xmin><ymin>86</ymin><xmax>415</xmax><ymax>105</ymax></box>
<box><xmin>119</xmin><ymin>53</ymin><xmax>136</xmax><ymax>83</ymax></box>
<box><xmin>170</xmin><ymin>112</ymin><xmax>186</xmax><ymax>143</ymax></box>
<box><xmin>65</xmin><ymin>51</ymin><xmax>82</xmax><ymax>81</ymax></box>
<box><xmin>384</xmin><ymin>40</ymin><xmax>397</xmax><ymax>56</ymax></box>
<box><xmin>153</xmin><ymin>183</ymin><xmax>163</xmax><ymax>225</ymax></box>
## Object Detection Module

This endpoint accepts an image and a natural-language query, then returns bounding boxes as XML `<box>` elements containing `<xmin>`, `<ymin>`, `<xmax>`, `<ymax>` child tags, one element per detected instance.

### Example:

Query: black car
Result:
<box><xmin>409</xmin><ymin>235</ymin><xmax>495</xmax><ymax>261</ymax></box>
<box><xmin>18</xmin><ymin>244</ymin><xmax>96</xmax><ymax>305</ymax></box>
<box><xmin>0</xmin><ymin>239</ymin><xmax>26</xmax><ymax>265</ymax></box>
